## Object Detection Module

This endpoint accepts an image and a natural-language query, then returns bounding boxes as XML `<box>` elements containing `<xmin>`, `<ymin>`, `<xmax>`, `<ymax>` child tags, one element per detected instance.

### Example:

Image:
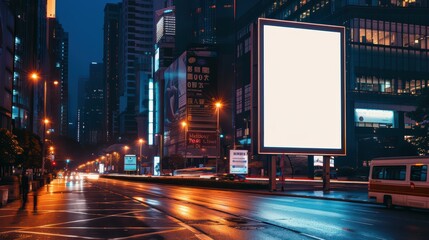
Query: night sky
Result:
<box><xmin>56</xmin><ymin>0</ymin><xmax>120</xmax><ymax>126</ymax></box>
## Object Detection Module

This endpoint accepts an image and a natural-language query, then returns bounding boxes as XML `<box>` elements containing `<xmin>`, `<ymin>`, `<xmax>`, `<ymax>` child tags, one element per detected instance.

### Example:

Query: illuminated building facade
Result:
<box><xmin>0</xmin><ymin>1</ymin><xmax>14</xmax><ymax>129</ymax></box>
<box><xmin>234</xmin><ymin>0</ymin><xmax>429</xmax><ymax>168</ymax></box>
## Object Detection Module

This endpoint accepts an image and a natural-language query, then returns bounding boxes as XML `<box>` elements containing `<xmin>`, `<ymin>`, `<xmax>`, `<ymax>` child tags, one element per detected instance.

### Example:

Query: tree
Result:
<box><xmin>13</xmin><ymin>128</ymin><xmax>42</xmax><ymax>169</ymax></box>
<box><xmin>359</xmin><ymin>137</ymin><xmax>417</xmax><ymax>164</ymax></box>
<box><xmin>407</xmin><ymin>87</ymin><xmax>429</xmax><ymax>155</ymax></box>
<box><xmin>0</xmin><ymin>128</ymin><xmax>23</xmax><ymax>176</ymax></box>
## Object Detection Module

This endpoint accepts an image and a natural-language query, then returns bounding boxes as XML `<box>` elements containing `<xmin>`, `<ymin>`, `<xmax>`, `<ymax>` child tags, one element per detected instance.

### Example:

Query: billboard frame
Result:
<box><xmin>258</xmin><ymin>18</ymin><xmax>346</xmax><ymax>156</ymax></box>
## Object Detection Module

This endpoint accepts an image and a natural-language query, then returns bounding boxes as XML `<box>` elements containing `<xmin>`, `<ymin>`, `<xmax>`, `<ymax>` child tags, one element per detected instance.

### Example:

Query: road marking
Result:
<box><xmin>111</xmin><ymin>228</ymin><xmax>187</xmax><ymax>240</ymax></box>
<box><xmin>14</xmin><ymin>230</ymin><xmax>99</xmax><ymax>239</ymax></box>
<box><xmin>300</xmin><ymin>233</ymin><xmax>326</xmax><ymax>240</ymax></box>
<box><xmin>341</xmin><ymin>219</ymin><xmax>373</xmax><ymax>226</ymax></box>
<box><xmin>355</xmin><ymin>209</ymin><xmax>379</xmax><ymax>214</ymax></box>
<box><xmin>171</xmin><ymin>217</ymin><xmax>214</xmax><ymax>240</ymax></box>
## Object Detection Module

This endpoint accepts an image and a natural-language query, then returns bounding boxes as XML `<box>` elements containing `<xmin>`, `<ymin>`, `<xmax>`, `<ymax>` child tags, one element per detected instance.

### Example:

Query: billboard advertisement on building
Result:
<box><xmin>164</xmin><ymin>50</ymin><xmax>218</xmax><ymax>158</ymax></box>
<box><xmin>354</xmin><ymin>108</ymin><xmax>394</xmax><ymax>126</ymax></box>
<box><xmin>185</xmin><ymin>51</ymin><xmax>218</xmax><ymax>158</ymax></box>
<box><xmin>229</xmin><ymin>150</ymin><xmax>248</xmax><ymax>174</ymax></box>
<box><xmin>258</xmin><ymin>18</ymin><xmax>346</xmax><ymax>155</ymax></box>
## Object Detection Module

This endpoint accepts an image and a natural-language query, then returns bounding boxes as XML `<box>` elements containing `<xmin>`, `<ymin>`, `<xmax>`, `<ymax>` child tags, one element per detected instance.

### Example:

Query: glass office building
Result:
<box><xmin>234</xmin><ymin>0</ymin><xmax>429</xmax><ymax>168</ymax></box>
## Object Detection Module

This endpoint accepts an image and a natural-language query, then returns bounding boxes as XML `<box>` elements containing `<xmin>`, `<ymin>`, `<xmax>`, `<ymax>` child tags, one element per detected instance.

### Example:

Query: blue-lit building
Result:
<box><xmin>0</xmin><ymin>0</ymin><xmax>14</xmax><ymax>129</ymax></box>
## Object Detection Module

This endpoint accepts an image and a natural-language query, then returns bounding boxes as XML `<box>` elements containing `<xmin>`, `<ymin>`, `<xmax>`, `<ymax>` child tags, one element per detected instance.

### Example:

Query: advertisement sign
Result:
<box><xmin>154</xmin><ymin>156</ymin><xmax>160</xmax><ymax>176</ymax></box>
<box><xmin>187</xmin><ymin>131</ymin><xmax>217</xmax><ymax>149</ymax></box>
<box><xmin>229</xmin><ymin>150</ymin><xmax>248</xmax><ymax>174</ymax></box>
<box><xmin>314</xmin><ymin>156</ymin><xmax>335</xmax><ymax>167</ymax></box>
<box><xmin>258</xmin><ymin>18</ymin><xmax>346</xmax><ymax>155</ymax></box>
<box><xmin>354</xmin><ymin>108</ymin><xmax>394</xmax><ymax>126</ymax></box>
<box><xmin>99</xmin><ymin>163</ymin><xmax>104</xmax><ymax>174</ymax></box>
<box><xmin>164</xmin><ymin>50</ymin><xmax>218</xmax><ymax>158</ymax></box>
<box><xmin>186</xmin><ymin>51</ymin><xmax>217</xmax><ymax>119</ymax></box>
<box><xmin>124</xmin><ymin>155</ymin><xmax>137</xmax><ymax>171</ymax></box>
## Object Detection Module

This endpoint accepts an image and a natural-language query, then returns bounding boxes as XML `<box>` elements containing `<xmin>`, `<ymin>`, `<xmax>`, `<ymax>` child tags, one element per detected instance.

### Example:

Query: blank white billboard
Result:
<box><xmin>258</xmin><ymin>18</ymin><xmax>346</xmax><ymax>155</ymax></box>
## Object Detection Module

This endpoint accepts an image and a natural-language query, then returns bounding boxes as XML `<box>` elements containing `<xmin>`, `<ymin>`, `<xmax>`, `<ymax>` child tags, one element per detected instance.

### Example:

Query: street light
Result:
<box><xmin>31</xmin><ymin>72</ymin><xmax>55</xmax><ymax>175</ymax></box>
<box><xmin>138</xmin><ymin>139</ymin><xmax>144</xmax><ymax>175</ymax></box>
<box><xmin>215</xmin><ymin>101</ymin><xmax>222</xmax><ymax>174</ymax></box>
<box><xmin>181</xmin><ymin>121</ymin><xmax>188</xmax><ymax>167</ymax></box>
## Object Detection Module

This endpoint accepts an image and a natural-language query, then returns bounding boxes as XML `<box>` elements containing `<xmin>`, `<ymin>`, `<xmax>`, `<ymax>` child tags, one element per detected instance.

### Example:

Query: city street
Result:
<box><xmin>1</xmin><ymin>177</ymin><xmax>428</xmax><ymax>240</ymax></box>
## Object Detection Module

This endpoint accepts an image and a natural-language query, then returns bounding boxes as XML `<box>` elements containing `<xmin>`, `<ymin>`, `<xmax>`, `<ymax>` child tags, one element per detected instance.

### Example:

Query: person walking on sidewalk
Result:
<box><xmin>20</xmin><ymin>170</ymin><xmax>30</xmax><ymax>210</ymax></box>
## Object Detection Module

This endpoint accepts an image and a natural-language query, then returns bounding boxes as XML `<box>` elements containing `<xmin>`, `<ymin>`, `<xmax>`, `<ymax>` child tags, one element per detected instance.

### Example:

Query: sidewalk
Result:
<box><xmin>250</xmin><ymin>178</ymin><xmax>372</xmax><ymax>204</ymax></box>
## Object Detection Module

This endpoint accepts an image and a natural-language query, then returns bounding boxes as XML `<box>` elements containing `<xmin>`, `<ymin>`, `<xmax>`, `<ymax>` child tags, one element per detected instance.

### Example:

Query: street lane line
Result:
<box><xmin>14</xmin><ymin>230</ymin><xmax>99</xmax><ymax>239</ymax></box>
<box><xmin>111</xmin><ymin>228</ymin><xmax>187</xmax><ymax>240</ymax></box>
<box><xmin>300</xmin><ymin>233</ymin><xmax>326</xmax><ymax>240</ymax></box>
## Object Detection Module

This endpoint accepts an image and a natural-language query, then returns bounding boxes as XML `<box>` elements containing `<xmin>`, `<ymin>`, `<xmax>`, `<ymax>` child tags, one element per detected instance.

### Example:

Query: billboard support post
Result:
<box><xmin>269</xmin><ymin>155</ymin><xmax>277</xmax><ymax>192</ymax></box>
<box><xmin>281</xmin><ymin>154</ymin><xmax>285</xmax><ymax>192</ymax></box>
<box><xmin>323</xmin><ymin>156</ymin><xmax>331</xmax><ymax>191</ymax></box>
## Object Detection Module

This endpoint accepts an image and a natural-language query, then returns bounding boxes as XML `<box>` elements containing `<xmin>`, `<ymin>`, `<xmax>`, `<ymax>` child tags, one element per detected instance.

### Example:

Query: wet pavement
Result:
<box><xmin>0</xmin><ymin>179</ymin><xmax>202</xmax><ymax>240</ymax></box>
<box><xmin>0</xmin><ymin>177</ymin><xmax>371</xmax><ymax>239</ymax></box>
<box><xmin>268</xmin><ymin>179</ymin><xmax>371</xmax><ymax>203</ymax></box>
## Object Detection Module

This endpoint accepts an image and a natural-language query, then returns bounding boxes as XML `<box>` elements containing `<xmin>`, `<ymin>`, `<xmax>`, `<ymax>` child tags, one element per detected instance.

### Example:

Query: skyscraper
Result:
<box><xmin>81</xmin><ymin>63</ymin><xmax>105</xmax><ymax>145</ymax></box>
<box><xmin>104</xmin><ymin>3</ymin><xmax>121</xmax><ymax>143</ymax></box>
<box><xmin>0</xmin><ymin>0</ymin><xmax>14</xmax><ymax>129</ymax></box>
<box><xmin>47</xmin><ymin>18</ymin><xmax>69</xmax><ymax>137</ymax></box>
<box><xmin>118</xmin><ymin>0</ymin><xmax>158</xmax><ymax>140</ymax></box>
<box><xmin>8</xmin><ymin>0</ymin><xmax>46</xmax><ymax>132</ymax></box>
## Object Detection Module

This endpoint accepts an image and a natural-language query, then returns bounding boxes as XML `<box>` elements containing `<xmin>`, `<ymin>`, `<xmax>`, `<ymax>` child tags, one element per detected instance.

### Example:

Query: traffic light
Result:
<box><xmin>52</xmin><ymin>161</ymin><xmax>56</xmax><ymax>166</ymax></box>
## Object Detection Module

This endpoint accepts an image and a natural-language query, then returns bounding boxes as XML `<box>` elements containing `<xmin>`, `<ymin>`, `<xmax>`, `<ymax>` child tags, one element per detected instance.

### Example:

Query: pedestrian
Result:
<box><xmin>20</xmin><ymin>170</ymin><xmax>30</xmax><ymax>210</ymax></box>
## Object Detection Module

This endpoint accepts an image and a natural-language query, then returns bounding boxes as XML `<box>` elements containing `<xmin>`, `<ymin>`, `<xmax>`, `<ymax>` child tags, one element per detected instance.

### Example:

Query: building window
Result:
<box><xmin>244</xmin><ymin>84</ymin><xmax>251</xmax><ymax>112</ymax></box>
<box><xmin>236</xmin><ymin>88</ymin><xmax>243</xmax><ymax>114</ymax></box>
<box><xmin>352</xmin><ymin>19</ymin><xmax>429</xmax><ymax>50</ymax></box>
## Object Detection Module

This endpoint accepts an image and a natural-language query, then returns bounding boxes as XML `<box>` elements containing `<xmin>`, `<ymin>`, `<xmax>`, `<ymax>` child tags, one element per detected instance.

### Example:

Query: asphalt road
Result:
<box><xmin>0</xmin><ymin>177</ymin><xmax>428</xmax><ymax>240</ymax></box>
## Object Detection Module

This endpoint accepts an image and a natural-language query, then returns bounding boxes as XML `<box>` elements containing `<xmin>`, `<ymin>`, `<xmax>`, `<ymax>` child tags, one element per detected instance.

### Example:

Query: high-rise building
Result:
<box><xmin>103</xmin><ymin>3</ymin><xmax>121</xmax><ymax>143</ymax></box>
<box><xmin>81</xmin><ymin>63</ymin><xmax>105</xmax><ymax>145</ymax></box>
<box><xmin>171</xmin><ymin>0</ymin><xmax>235</xmax><ymax>165</ymax></box>
<box><xmin>76</xmin><ymin>77</ymin><xmax>88</xmax><ymax>143</ymax></box>
<box><xmin>153</xmin><ymin>6</ymin><xmax>176</xmax><ymax>150</ymax></box>
<box><xmin>234</xmin><ymin>0</ymin><xmax>429</xmax><ymax>168</ymax></box>
<box><xmin>0</xmin><ymin>0</ymin><xmax>14</xmax><ymax>129</ymax></box>
<box><xmin>163</xmin><ymin>50</ymin><xmax>218</xmax><ymax>162</ymax></box>
<box><xmin>47</xmin><ymin>18</ymin><xmax>69</xmax><ymax>137</ymax></box>
<box><xmin>118</xmin><ymin>0</ymin><xmax>159</xmax><ymax>140</ymax></box>
<box><xmin>7</xmin><ymin>0</ymin><xmax>47</xmax><ymax>133</ymax></box>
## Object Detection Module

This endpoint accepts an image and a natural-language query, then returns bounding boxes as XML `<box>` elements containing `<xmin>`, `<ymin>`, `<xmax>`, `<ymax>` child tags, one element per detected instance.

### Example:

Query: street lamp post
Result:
<box><xmin>41</xmin><ymin>118</ymin><xmax>49</xmax><ymax>174</ymax></box>
<box><xmin>138</xmin><ymin>139</ymin><xmax>144</xmax><ymax>175</ymax></box>
<box><xmin>215</xmin><ymin>101</ymin><xmax>222</xmax><ymax>174</ymax></box>
<box><xmin>181</xmin><ymin>121</ymin><xmax>188</xmax><ymax>167</ymax></box>
<box><xmin>31</xmin><ymin>72</ymin><xmax>58</xmax><ymax>176</ymax></box>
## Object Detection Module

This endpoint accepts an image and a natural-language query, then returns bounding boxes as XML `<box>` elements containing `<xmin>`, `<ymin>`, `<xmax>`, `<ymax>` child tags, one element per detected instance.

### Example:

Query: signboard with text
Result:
<box><xmin>187</xmin><ymin>131</ymin><xmax>217</xmax><ymax>149</ymax></box>
<box><xmin>124</xmin><ymin>155</ymin><xmax>137</xmax><ymax>171</ymax></box>
<box><xmin>229</xmin><ymin>150</ymin><xmax>248</xmax><ymax>174</ymax></box>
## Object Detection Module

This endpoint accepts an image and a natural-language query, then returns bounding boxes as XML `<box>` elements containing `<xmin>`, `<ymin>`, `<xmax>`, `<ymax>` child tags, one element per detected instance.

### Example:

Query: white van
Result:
<box><xmin>369</xmin><ymin>156</ymin><xmax>429</xmax><ymax>209</ymax></box>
